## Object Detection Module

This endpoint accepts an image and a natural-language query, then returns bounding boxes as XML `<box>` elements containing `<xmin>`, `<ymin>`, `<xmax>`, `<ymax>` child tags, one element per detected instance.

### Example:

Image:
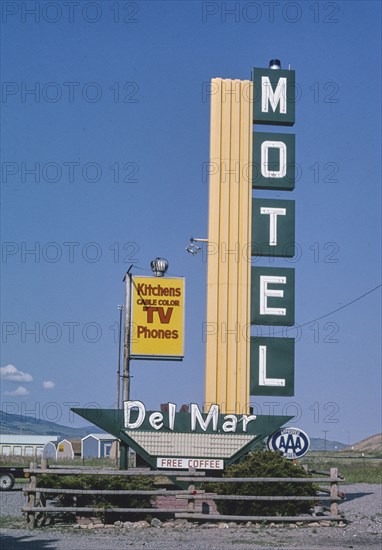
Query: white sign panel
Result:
<box><xmin>156</xmin><ymin>457</ymin><xmax>224</xmax><ymax>470</ymax></box>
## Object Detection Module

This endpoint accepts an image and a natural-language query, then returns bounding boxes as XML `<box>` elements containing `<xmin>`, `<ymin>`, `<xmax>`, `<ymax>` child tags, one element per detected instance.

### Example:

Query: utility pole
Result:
<box><xmin>116</xmin><ymin>304</ymin><xmax>124</xmax><ymax>410</ymax></box>
<box><xmin>322</xmin><ymin>430</ymin><xmax>329</xmax><ymax>452</ymax></box>
<box><xmin>118</xmin><ymin>260</ymin><xmax>167</xmax><ymax>468</ymax></box>
<box><xmin>122</xmin><ymin>267</ymin><xmax>133</xmax><ymax>403</ymax></box>
<box><xmin>120</xmin><ymin>266</ymin><xmax>133</xmax><ymax>469</ymax></box>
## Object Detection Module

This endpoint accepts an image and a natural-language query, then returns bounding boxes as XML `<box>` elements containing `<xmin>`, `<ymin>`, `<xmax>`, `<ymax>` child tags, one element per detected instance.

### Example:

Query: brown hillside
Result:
<box><xmin>350</xmin><ymin>433</ymin><xmax>382</xmax><ymax>452</ymax></box>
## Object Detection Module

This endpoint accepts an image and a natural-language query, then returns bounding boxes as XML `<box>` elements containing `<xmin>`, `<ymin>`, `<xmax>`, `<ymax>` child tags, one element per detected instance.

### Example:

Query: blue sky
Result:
<box><xmin>1</xmin><ymin>0</ymin><xmax>381</xmax><ymax>445</ymax></box>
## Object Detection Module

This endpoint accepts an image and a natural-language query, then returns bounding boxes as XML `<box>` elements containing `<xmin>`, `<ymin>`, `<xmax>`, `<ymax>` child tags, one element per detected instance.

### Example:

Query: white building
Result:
<box><xmin>81</xmin><ymin>433</ymin><xmax>117</xmax><ymax>458</ymax></box>
<box><xmin>0</xmin><ymin>434</ymin><xmax>59</xmax><ymax>458</ymax></box>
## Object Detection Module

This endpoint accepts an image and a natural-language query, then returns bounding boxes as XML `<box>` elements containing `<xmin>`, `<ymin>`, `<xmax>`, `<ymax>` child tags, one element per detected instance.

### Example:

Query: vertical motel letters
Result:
<box><xmin>251</xmin><ymin>66</ymin><xmax>296</xmax><ymax>396</ymax></box>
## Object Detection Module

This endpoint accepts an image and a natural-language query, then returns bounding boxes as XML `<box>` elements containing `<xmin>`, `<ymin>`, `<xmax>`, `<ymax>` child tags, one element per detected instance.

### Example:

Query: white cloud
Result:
<box><xmin>0</xmin><ymin>364</ymin><xmax>33</xmax><ymax>383</ymax></box>
<box><xmin>4</xmin><ymin>386</ymin><xmax>30</xmax><ymax>397</ymax></box>
<box><xmin>42</xmin><ymin>380</ymin><xmax>55</xmax><ymax>390</ymax></box>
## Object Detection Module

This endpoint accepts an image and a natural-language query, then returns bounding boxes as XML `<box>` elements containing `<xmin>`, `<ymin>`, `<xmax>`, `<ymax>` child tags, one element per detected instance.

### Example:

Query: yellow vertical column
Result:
<box><xmin>204</xmin><ymin>79</ymin><xmax>253</xmax><ymax>415</ymax></box>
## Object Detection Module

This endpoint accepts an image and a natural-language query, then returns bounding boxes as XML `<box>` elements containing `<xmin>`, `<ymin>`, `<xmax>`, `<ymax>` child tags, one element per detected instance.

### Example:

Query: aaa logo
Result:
<box><xmin>267</xmin><ymin>427</ymin><xmax>310</xmax><ymax>459</ymax></box>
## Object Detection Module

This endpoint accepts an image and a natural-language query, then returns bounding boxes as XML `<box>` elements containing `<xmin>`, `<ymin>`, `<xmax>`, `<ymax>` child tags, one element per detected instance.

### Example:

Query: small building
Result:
<box><xmin>81</xmin><ymin>433</ymin><xmax>116</xmax><ymax>458</ymax></box>
<box><xmin>0</xmin><ymin>434</ymin><xmax>59</xmax><ymax>458</ymax></box>
<box><xmin>42</xmin><ymin>441</ymin><xmax>57</xmax><ymax>460</ymax></box>
<box><xmin>110</xmin><ymin>439</ymin><xmax>120</xmax><ymax>461</ymax></box>
<box><xmin>56</xmin><ymin>439</ymin><xmax>81</xmax><ymax>460</ymax></box>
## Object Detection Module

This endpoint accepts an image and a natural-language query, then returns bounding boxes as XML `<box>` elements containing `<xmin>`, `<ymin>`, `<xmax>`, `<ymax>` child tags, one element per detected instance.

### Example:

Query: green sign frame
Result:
<box><xmin>253</xmin><ymin>131</ymin><xmax>296</xmax><ymax>190</ymax></box>
<box><xmin>252</xmin><ymin>67</ymin><xmax>295</xmax><ymax>126</ymax></box>
<box><xmin>252</xmin><ymin>198</ymin><xmax>295</xmax><ymax>257</ymax></box>
<box><xmin>250</xmin><ymin>337</ymin><xmax>295</xmax><ymax>397</ymax></box>
<box><xmin>73</xmin><ymin>406</ymin><xmax>293</xmax><ymax>469</ymax></box>
<box><xmin>251</xmin><ymin>267</ymin><xmax>295</xmax><ymax>326</ymax></box>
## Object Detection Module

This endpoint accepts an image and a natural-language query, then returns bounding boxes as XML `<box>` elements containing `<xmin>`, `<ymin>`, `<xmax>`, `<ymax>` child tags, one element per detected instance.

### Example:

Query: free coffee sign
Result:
<box><xmin>131</xmin><ymin>276</ymin><xmax>185</xmax><ymax>358</ymax></box>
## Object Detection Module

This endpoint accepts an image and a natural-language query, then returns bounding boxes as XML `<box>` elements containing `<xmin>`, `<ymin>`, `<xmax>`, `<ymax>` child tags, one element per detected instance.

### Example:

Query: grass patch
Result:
<box><xmin>0</xmin><ymin>456</ymin><xmax>119</xmax><ymax>468</ymax></box>
<box><xmin>0</xmin><ymin>516</ymin><xmax>26</xmax><ymax>529</ymax></box>
<box><xmin>302</xmin><ymin>451</ymin><xmax>382</xmax><ymax>483</ymax></box>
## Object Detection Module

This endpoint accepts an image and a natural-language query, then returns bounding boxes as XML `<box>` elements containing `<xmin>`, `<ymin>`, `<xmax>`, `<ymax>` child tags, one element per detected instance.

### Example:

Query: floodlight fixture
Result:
<box><xmin>186</xmin><ymin>236</ymin><xmax>208</xmax><ymax>256</ymax></box>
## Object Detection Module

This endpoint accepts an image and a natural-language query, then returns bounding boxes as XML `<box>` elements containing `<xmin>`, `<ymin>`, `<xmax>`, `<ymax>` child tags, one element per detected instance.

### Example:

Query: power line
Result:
<box><xmin>130</xmin><ymin>265</ymin><xmax>380</xmax><ymax>328</ymax></box>
<box><xmin>269</xmin><ymin>283</ymin><xmax>381</xmax><ymax>337</ymax></box>
<box><xmin>297</xmin><ymin>283</ymin><xmax>382</xmax><ymax>328</ymax></box>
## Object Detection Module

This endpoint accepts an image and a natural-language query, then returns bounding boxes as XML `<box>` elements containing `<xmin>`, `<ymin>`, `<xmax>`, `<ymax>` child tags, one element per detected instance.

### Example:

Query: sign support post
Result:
<box><xmin>120</xmin><ymin>266</ymin><xmax>133</xmax><ymax>468</ymax></box>
<box><xmin>122</xmin><ymin>268</ymin><xmax>133</xmax><ymax>403</ymax></box>
<box><xmin>204</xmin><ymin>78</ymin><xmax>253</xmax><ymax>415</ymax></box>
<box><xmin>116</xmin><ymin>304</ymin><xmax>124</xmax><ymax>411</ymax></box>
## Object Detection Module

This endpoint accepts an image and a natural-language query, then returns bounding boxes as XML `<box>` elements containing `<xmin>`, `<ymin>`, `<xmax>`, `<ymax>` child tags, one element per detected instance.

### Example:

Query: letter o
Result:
<box><xmin>82</xmin><ymin>242</ymin><xmax>102</xmax><ymax>263</ymax></box>
<box><xmin>261</xmin><ymin>140</ymin><xmax>287</xmax><ymax>178</ymax></box>
<box><xmin>241</xmin><ymin>322</ymin><xmax>252</xmax><ymax>342</ymax></box>
<box><xmin>42</xmin><ymin>322</ymin><xmax>62</xmax><ymax>343</ymax></box>
<box><xmin>83</xmin><ymin>401</ymin><xmax>102</xmax><ymax>420</ymax></box>
<box><xmin>284</xmin><ymin>243</ymin><xmax>302</xmax><ymax>263</ymax></box>
<box><xmin>42</xmin><ymin>162</ymin><xmax>62</xmax><ymax>183</ymax></box>
<box><xmin>288</xmin><ymin>82</ymin><xmax>302</xmax><ymax>103</ymax></box>
<box><xmin>42</xmin><ymin>82</ymin><xmax>62</xmax><ymax>103</ymax></box>
<box><xmin>82</xmin><ymin>2</ymin><xmax>102</xmax><ymax>22</ymax></box>
<box><xmin>82</xmin><ymin>162</ymin><xmax>102</xmax><ymax>182</ymax></box>
<box><xmin>42</xmin><ymin>402</ymin><xmax>62</xmax><ymax>422</ymax></box>
<box><xmin>282</xmin><ymin>2</ymin><xmax>302</xmax><ymax>22</ymax></box>
<box><xmin>282</xmin><ymin>402</ymin><xmax>302</xmax><ymax>421</ymax></box>
<box><xmin>42</xmin><ymin>242</ymin><xmax>62</xmax><ymax>263</ymax></box>
<box><xmin>293</xmin><ymin>161</ymin><xmax>302</xmax><ymax>182</ymax></box>
<box><xmin>42</xmin><ymin>3</ymin><xmax>63</xmax><ymax>22</ymax></box>
<box><xmin>242</xmin><ymin>2</ymin><xmax>262</xmax><ymax>22</ymax></box>
<box><xmin>281</xmin><ymin>324</ymin><xmax>302</xmax><ymax>342</ymax></box>
<box><xmin>82</xmin><ymin>82</ymin><xmax>102</xmax><ymax>102</ymax></box>
<box><xmin>82</xmin><ymin>322</ymin><xmax>102</xmax><ymax>342</ymax></box>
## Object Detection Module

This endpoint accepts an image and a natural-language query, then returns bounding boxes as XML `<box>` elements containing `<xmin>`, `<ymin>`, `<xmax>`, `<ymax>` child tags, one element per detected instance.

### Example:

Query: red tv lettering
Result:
<box><xmin>143</xmin><ymin>307</ymin><xmax>173</xmax><ymax>324</ymax></box>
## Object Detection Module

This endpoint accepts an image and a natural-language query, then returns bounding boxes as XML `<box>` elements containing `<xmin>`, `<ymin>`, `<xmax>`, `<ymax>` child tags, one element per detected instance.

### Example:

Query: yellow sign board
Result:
<box><xmin>131</xmin><ymin>276</ymin><xmax>185</xmax><ymax>358</ymax></box>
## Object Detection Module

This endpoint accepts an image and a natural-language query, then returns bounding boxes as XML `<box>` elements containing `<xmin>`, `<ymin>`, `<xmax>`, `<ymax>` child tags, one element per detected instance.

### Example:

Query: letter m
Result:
<box><xmin>262</xmin><ymin>77</ymin><xmax>287</xmax><ymax>114</ymax></box>
<box><xmin>191</xmin><ymin>403</ymin><xmax>219</xmax><ymax>432</ymax></box>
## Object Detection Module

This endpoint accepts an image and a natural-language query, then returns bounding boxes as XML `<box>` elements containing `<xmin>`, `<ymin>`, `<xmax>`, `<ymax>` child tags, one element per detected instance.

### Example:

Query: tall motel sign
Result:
<box><xmin>74</xmin><ymin>61</ymin><xmax>297</xmax><ymax>470</ymax></box>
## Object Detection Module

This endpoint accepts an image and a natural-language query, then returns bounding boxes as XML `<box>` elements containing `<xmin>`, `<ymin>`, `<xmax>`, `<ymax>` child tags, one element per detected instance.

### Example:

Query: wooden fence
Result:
<box><xmin>22</xmin><ymin>462</ymin><xmax>345</xmax><ymax>528</ymax></box>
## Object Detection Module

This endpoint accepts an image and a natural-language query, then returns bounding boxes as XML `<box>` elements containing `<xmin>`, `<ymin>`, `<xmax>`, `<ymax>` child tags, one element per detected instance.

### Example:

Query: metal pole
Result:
<box><xmin>116</xmin><ymin>304</ymin><xmax>124</xmax><ymax>410</ymax></box>
<box><xmin>122</xmin><ymin>270</ymin><xmax>133</xmax><ymax>403</ymax></box>
<box><xmin>322</xmin><ymin>430</ymin><xmax>329</xmax><ymax>452</ymax></box>
<box><xmin>120</xmin><ymin>266</ymin><xmax>133</xmax><ymax>469</ymax></box>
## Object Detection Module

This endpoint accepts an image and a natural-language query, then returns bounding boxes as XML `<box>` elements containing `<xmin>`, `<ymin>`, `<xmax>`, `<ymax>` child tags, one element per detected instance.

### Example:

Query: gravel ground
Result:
<box><xmin>0</xmin><ymin>483</ymin><xmax>381</xmax><ymax>549</ymax></box>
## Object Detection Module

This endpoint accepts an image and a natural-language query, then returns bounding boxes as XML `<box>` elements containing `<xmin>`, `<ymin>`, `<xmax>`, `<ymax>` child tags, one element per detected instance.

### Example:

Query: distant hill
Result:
<box><xmin>309</xmin><ymin>437</ymin><xmax>347</xmax><ymax>451</ymax></box>
<box><xmin>0</xmin><ymin>411</ymin><xmax>100</xmax><ymax>439</ymax></box>
<box><xmin>348</xmin><ymin>433</ymin><xmax>382</xmax><ymax>452</ymax></box>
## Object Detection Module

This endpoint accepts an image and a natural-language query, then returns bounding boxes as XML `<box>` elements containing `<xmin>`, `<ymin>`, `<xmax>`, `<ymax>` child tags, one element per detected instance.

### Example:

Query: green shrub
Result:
<box><xmin>205</xmin><ymin>451</ymin><xmax>317</xmax><ymax>517</ymax></box>
<box><xmin>37</xmin><ymin>474</ymin><xmax>155</xmax><ymax>521</ymax></box>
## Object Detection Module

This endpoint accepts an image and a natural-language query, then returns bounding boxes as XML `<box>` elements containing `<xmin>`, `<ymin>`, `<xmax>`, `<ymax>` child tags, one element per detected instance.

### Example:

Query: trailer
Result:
<box><xmin>0</xmin><ymin>466</ymin><xmax>29</xmax><ymax>490</ymax></box>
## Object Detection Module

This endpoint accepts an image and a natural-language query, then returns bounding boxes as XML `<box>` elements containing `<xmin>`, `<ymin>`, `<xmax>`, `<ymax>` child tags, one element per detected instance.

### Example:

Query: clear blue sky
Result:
<box><xmin>1</xmin><ymin>1</ymin><xmax>381</xmax><ymax>445</ymax></box>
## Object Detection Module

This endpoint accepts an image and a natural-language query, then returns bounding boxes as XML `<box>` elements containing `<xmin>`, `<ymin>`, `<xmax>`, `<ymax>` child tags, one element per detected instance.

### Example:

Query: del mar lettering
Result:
<box><xmin>123</xmin><ymin>401</ymin><xmax>257</xmax><ymax>434</ymax></box>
